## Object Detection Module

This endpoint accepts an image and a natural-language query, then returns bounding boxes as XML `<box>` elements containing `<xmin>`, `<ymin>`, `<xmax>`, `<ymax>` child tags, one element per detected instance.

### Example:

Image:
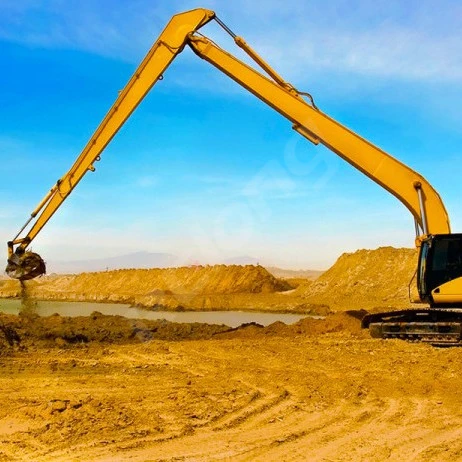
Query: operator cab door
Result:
<box><xmin>418</xmin><ymin>234</ymin><xmax>462</xmax><ymax>305</ymax></box>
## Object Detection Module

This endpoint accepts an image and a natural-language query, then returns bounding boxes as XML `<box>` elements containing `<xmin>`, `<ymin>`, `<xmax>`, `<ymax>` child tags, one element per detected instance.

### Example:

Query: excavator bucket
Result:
<box><xmin>6</xmin><ymin>251</ymin><xmax>46</xmax><ymax>280</ymax></box>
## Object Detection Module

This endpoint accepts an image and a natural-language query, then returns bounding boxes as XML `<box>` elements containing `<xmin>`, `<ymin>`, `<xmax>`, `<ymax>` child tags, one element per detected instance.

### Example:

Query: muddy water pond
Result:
<box><xmin>0</xmin><ymin>299</ymin><xmax>310</xmax><ymax>328</ymax></box>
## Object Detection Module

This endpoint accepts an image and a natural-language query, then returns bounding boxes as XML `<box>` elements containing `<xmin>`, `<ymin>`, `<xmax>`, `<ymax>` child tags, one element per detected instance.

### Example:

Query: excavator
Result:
<box><xmin>6</xmin><ymin>8</ymin><xmax>462</xmax><ymax>343</ymax></box>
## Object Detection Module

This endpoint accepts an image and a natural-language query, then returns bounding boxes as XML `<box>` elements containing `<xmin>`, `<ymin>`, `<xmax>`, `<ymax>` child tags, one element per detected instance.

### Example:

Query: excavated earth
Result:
<box><xmin>0</xmin><ymin>247</ymin><xmax>421</xmax><ymax>314</ymax></box>
<box><xmin>2</xmin><ymin>247</ymin><xmax>461</xmax><ymax>461</ymax></box>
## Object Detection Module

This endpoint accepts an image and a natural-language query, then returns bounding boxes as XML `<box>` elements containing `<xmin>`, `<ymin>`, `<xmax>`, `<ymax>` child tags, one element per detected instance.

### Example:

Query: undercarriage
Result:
<box><xmin>362</xmin><ymin>308</ymin><xmax>462</xmax><ymax>345</ymax></box>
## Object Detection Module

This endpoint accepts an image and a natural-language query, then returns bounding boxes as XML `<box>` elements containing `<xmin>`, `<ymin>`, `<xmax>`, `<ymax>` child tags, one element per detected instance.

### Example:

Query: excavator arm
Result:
<box><xmin>6</xmin><ymin>8</ymin><xmax>215</xmax><ymax>279</ymax></box>
<box><xmin>6</xmin><ymin>8</ymin><xmax>450</xmax><ymax>281</ymax></box>
<box><xmin>186</xmin><ymin>34</ymin><xmax>450</xmax><ymax>238</ymax></box>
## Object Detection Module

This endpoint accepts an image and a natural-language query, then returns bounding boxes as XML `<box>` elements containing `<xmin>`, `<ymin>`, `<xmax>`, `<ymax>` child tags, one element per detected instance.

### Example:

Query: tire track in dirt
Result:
<box><xmin>220</xmin><ymin>400</ymin><xmax>391</xmax><ymax>461</ymax></box>
<box><xmin>259</xmin><ymin>399</ymin><xmax>462</xmax><ymax>462</ymax></box>
<box><xmin>278</xmin><ymin>398</ymin><xmax>407</xmax><ymax>461</ymax></box>
<box><xmin>363</xmin><ymin>406</ymin><xmax>462</xmax><ymax>462</ymax></box>
<box><xmin>211</xmin><ymin>389</ymin><xmax>291</xmax><ymax>431</ymax></box>
<box><xmin>3</xmin><ymin>330</ymin><xmax>462</xmax><ymax>461</ymax></box>
<box><xmin>96</xmin><ymin>402</ymin><xmax>347</xmax><ymax>461</ymax></box>
<box><xmin>107</xmin><ymin>397</ymin><xmax>462</xmax><ymax>462</ymax></box>
<box><xmin>8</xmin><ymin>396</ymin><xmax>462</xmax><ymax>462</ymax></box>
<box><xmin>409</xmin><ymin>427</ymin><xmax>462</xmax><ymax>461</ymax></box>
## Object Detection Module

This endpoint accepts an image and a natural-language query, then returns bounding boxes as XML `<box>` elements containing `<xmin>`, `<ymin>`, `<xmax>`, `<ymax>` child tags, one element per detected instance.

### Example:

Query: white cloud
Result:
<box><xmin>1</xmin><ymin>0</ymin><xmax>460</xmax><ymax>83</ymax></box>
<box><xmin>289</xmin><ymin>27</ymin><xmax>461</xmax><ymax>82</ymax></box>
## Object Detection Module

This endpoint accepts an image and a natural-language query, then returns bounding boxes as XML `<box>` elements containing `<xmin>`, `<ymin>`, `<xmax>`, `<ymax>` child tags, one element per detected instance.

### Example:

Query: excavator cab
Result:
<box><xmin>418</xmin><ymin>234</ymin><xmax>462</xmax><ymax>306</ymax></box>
<box><xmin>363</xmin><ymin>234</ymin><xmax>462</xmax><ymax>344</ymax></box>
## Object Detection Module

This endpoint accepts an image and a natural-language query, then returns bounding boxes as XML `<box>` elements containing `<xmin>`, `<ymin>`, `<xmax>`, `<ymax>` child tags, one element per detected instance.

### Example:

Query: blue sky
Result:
<box><xmin>1</xmin><ymin>0</ymin><xmax>461</xmax><ymax>269</ymax></box>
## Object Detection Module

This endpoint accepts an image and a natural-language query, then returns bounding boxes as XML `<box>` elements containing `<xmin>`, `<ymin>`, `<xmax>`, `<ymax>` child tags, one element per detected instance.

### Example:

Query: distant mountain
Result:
<box><xmin>46</xmin><ymin>251</ymin><xmax>179</xmax><ymax>274</ymax></box>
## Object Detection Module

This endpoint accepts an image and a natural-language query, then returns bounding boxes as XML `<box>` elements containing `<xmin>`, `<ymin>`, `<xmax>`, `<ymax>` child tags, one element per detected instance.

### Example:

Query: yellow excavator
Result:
<box><xmin>6</xmin><ymin>8</ymin><xmax>462</xmax><ymax>343</ymax></box>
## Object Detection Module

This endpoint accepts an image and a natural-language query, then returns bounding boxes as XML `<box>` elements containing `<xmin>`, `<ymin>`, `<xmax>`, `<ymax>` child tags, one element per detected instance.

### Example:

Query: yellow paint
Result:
<box><xmin>432</xmin><ymin>277</ymin><xmax>462</xmax><ymax>304</ymax></box>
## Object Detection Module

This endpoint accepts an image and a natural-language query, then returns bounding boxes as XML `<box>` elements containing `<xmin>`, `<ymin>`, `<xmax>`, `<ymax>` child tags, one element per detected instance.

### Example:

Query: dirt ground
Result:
<box><xmin>1</xmin><ymin>311</ymin><xmax>462</xmax><ymax>462</ymax></box>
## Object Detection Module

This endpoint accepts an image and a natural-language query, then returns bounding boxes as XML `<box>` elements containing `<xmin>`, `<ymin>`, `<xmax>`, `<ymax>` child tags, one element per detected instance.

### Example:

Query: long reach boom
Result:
<box><xmin>7</xmin><ymin>8</ymin><xmax>450</xmax><ymax>281</ymax></box>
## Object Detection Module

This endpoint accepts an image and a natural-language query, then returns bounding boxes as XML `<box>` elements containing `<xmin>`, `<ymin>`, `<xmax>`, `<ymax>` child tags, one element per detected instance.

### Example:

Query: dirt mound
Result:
<box><xmin>292</xmin><ymin>312</ymin><xmax>366</xmax><ymax>336</ymax></box>
<box><xmin>0</xmin><ymin>265</ymin><xmax>292</xmax><ymax>308</ymax></box>
<box><xmin>296</xmin><ymin>247</ymin><xmax>420</xmax><ymax>311</ymax></box>
<box><xmin>215</xmin><ymin>312</ymin><xmax>365</xmax><ymax>339</ymax></box>
<box><xmin>70</xmin><ymin>265</ymin><xmax>290</xmax><ymax>295</ymax></box>
<box><xmin>0</xmin><ymin>311</ymin><xmax>365</xmax><ymax>352</ymax></box>
<box><xmin>265</xmin><ymin>267</ymin><xmax>323</xmax><ymax>280</ymax></box>
<box><xmin>0</xmin><ymin>312</ymin><xmax>231</xmax><ymax>349</ymax></box>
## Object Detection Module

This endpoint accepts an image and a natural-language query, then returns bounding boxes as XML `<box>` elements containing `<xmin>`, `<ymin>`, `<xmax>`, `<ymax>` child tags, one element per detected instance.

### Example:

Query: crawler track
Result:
<box><xmin>362</xmin><ymin>308</ymin><xmax>462</xmax><ymax>345</ymax></box>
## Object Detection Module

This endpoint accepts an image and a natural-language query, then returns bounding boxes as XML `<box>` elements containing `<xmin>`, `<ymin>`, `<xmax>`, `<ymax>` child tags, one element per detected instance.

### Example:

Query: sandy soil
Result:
<box><xmin>0</xmin><ymin>246</ymin><xmax>453</xmax><ymax>460</ymax></box>
<box><xmin>1</xmin><ymin>312</ymin><xmax>462</xmax><ymax>462</ymax></box>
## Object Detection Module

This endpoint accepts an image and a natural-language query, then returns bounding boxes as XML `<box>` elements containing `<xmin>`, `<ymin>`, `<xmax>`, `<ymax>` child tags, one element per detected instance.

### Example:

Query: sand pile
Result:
<box><xmin>0</xmin><ymin>265</ymin><xmax>294</xmax><ymax>309</ymax></box>
<box><xmin>265</xmin><ymin>267</ymin><xmax>323</xmax><ymax>279</ymax></box>
<box><xmin>296</xmin><ymin>247</ymin><xmax>420</xmax><ymax>310</ymax></box>
<box><xmin>57</xmin><ymin>264</ymin><xmax>290</xmax><ymax>295</ymax></box>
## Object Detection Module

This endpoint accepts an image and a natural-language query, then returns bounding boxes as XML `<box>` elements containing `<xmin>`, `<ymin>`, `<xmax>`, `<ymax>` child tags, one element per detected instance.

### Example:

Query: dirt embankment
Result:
<box><xmin>0</xmin><ymin>265</ymin><xmax>315</xmax><ymax>313</ymax></box>
<box><xmin>0</xmin><ymin>247</ymin><xmax>422</xmax><ymax>313</ymax></box>
<box><xmin>0</xmin><ymin>311</ymin><xmax>366</xmax><ymax>354</ymax></box>
<box><xmin>295</xmin><ymin>247</ymin><xmax>421</xmax><ymax>311</ymax></box>
<box><xmin>1</xmin><ymin>265</ymin><xmax>289</xmax><ymax>297</ymax></box>
<box><xmin>265</xmin><ymin>267</ymin><xmax>323</xmax><ymax>280</ymax></box>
